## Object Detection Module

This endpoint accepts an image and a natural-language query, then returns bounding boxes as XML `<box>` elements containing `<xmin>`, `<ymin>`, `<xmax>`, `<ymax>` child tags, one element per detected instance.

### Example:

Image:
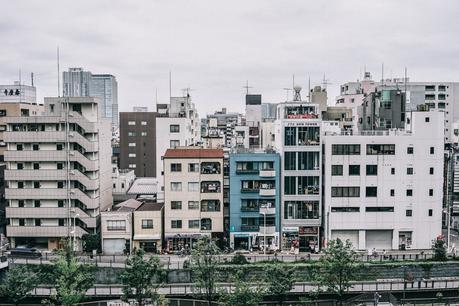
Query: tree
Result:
<box><xmin>121</xmin><ymin>248</ymin><xmax>165</xmax><ymax>306</ymax></box>
<box><xmin>82</xmin><ymin>233</ymin><xmax>101</xmax><ymax>253</ymax></box>
<box><xmin>433</xmin><ymin>238</ymin><xmax>447</xmax><ymax>261</ymax></box>
<box><xmin>47</xmin><ymin>239</ymin><xmax>96</xmax><ymax>306</ymax></box>
<box><xmin>0</xmin><ymin>265</ymin><xmax>39</xmax><ymax>305</ymax></box>
<box><xmin>190</xmin><ymin>236</ymin><xmax>220</xmax><ymax>306</ymax></box>
<box><xmin>219</xmin><ymin>270</ymin><xmax>265</xmax><ymax>306</ymax></box>
<box><xmin>313</xmin><ymin>239</ymin><xmax>359</xmax><ymax>304</ymax></box>
<box><xmin>264</xmin><ymin>263</ymin><xmax>294</xmax><ymax>305</ymax></box>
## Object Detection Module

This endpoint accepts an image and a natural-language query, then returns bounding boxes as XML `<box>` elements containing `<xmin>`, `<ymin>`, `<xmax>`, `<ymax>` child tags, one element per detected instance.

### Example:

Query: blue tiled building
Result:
<box><xmin>229</xmin><ymin>152</ymin><xmax>281</xmax><ymax>251</ymax></box>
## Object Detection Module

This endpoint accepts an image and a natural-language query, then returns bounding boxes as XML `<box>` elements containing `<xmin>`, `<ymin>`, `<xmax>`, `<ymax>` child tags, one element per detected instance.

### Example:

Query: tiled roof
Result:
<box><xmin>164</xmin><ymin>148</ymin><xmax>224</xmax><ymax>159</ymax></box>
<box><xmin>136</xmin><ymin>202</ymin><xmax>164</xmax><ymax>212</ymax></box>
<box><xmin>113</xmin><ymin>199</ymin><xmax>143</xmax><ymax>212</ymax></box>
<box><xmin>127</xmin><ymin>178</ymin><xmax>158</xmax><ymax>195</ymax></box>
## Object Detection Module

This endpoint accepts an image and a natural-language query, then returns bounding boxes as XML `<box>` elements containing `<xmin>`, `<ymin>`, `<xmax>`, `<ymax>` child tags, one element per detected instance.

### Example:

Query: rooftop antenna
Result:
<box><xmin>182</xmin><ymin>87</ymin><xmax>193</xmax><ymax>98</ymax></box>
<box><xmin>292</xmin><ymin>74</ymin><xmax>295</xmax><ymax>89</ymax></box>
<box><xmin>322</xmin><ymin>74</ymin><xmax>332</xmax><ymax>90</ymax></box>
<box><xmin>31</xmin><ymin>72</ymin><xmax>34</xmax><ymax>87</ymax></box>
<box><xmin>155</xmin><ymin>88</ymin><xmax>158</xmax><ymax>111</ymax></box>
<box><xmin>169</xmin><ymin>71</ymin><xmax>172</xmax><ymax>101</ymax></box>
<box><xmin>57</xmin><ymin>46</ymin><xmax>61</xmax><ymax>97</ymax></box>
<box><xmin>243</xmin><ymin>80</ymin><xmax>253</xmax><ymax>95</ymax></box>
<box><xmin>308</xmin><ymin>76</ymin><xmax>311</xmax><ymax>101</ymax></box>
<box><xmin>293</xmin><ymin>85</ymin><xmax>302</xmax><ymax>101</ymax></box>
<box><xmin>19</xmin><ymin>69</ymin><xmax>22</xmax><ymax>103</ymax></box>
<box><xmin>381</xmin><ymin>63</ymin><xmax>384</xmax><ymax>87</ymax></box>
<box><xmin>283</xmin><ymin>88</ymin><xmax>292</xmax><ymax>101</ymax></box>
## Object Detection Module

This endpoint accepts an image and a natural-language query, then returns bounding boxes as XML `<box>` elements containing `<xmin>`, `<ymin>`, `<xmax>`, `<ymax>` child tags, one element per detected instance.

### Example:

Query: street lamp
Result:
<box><xmin>260</xmin><ymin>203</ymin><xmax>271</xmax><ymax>255</ymax></box>
<box><xmin>73</xmin><ymin>213</ymin><xmax>80</xmax><ymax>252</ymax></box>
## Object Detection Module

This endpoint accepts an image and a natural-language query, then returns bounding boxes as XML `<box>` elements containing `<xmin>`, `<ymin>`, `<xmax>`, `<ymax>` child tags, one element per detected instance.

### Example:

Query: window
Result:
<box><xmin>128</xmin><ymin>143</ymin><xmax>136</xmax><ymax>147</ymax></box>
<box><xmin>171</xmin><ymin>220</ymin><xmax>182</xmax><ymax>228</ymax></box>
<box><xmin>33</xmin><ymin>163</ymin><xmax>40</xmax><ymax>170</ymax></box>
<box><xmin>284</xmin><ymin>176</ymin><xmax>296</xmax><ymax>195</ymax></box>
<box><xmin>331</xmin><ymin>165</ymin><xmax>343</xmax><ymax>176</ymax></box>
<box><xmin>128</xmin><ymin>132</ymin><xmax>136</xmax><ymax>136</ymax></box>
<box><xmin>406</xmin><ymin>189</ymin><xmax>413</xmax><ymax>196</ymax></box>
<box><xmin>129</xmin><ymin>164</ymin><xmax>137</xmax><ymax>168</ymax></box>
<box><xmin>349</xmin><ymin>165</ymin><xmax>360</xmax><ymax>176</ymax></box>
<box><xmin>284</xmin><ymin>152</ymin><xmax>297</xmax><ymax>170</ymax></box>
<box><xmin>366</xmin><ymin>165</ymin><xmax>378</xmax><ymax>176</ymax></box>
<box><xmin>189</xmin><ymin>220</ymin><xmax>200</xmax><ymax>229</ymax></box>
<box><xmin>170</xmin><ymin>163</ymin><xmax>182</xmax><ymax>172</ymax></box>
<box><xmin>284</xmin><ymin>127</ymin><xmax>297</xmax><ymax>146</ymax></box>
<box><xmin>170</xmin><ymin>140</ymin><xmax>180</xmax><ymax>148</ymax></box>
<box><xmin>429</xmin><ymin>167</ymin><xmax>434</xmax><ymax>175</ymax></box>
<box><xmin>17</xmin><ymin>163</ymin><xmax>23</xmax><ymax>170</ymax></box>
<box><xmin>188</xmin><ymin>163</ymin><xmax>199</xmax><ymax>172</ymax></box>
<box><xmin>57</xmin><ymin>182</ymin><xmax>63</xmax><ymax>189</ymax></box>
<box><xmin>430</xmin><ymin>147</ymin><xmax>435</xmax><ymax>154</ymax></box>
<box><xmin>429</xmin><ymin>189</ymin><xmax>433</xmax><ymax>196</ymax></box>
<box><xmin>188</xmin><ymin>182</ymin><xmax>199</xmax><ymax>192</ymax></box>
<box><xmin>57</xmin><ymin>163</ymin><xmax>63</xmax><ymax>170</ymax></box>
<box><xmin>171</xmin><ymin>201</ymin><xmax>182</xmax><ymax>209</ymax></box>
<box><xmin>34</xmin><ymin>200</ymin><xmax>40</xmax><ymax>208</ymax></box>
<box><xmin>201</xmin><ymin>218</ymin><xmax>212</xmax><ymax>230</ymax></box>
<box><xmin>141</xmin><ymin>219</ymin><xmax>153</xmax><ymax>229</ymax></box>
<box><xmin>17</xmin><ymin>144</ymin><xmax>23</xmax><ymax>151</ymax></box>
<box><xmin>188</xmin><ymin>201</ymin><xmax>199</xmax><ymax>210</ymax></box>
<box><xmin>331</xmin><ymin>207</ymin><xmax>360</xmax><ymax>212</ymax></box>
<box><xmin>407</xmin><ymin>147</ymin><xmax>414</xmax><ymax>154</ymax></box>
<box><xmin>32</xmin><ymin>144</ymin><xmax>39</xmax><ymax>151</ymax></box>
<box><xmin>170</xmin><ymin>125</ymin><xmax>180</xmax><ymax>133</ymax></box>
<box><xmin>366</xmin><ymin>207</ymin><xmax>394</xmax><ymax>212</ymax></box>
<box><xmin>439</xmin><ymin>85</ymin><xmax>446</xmax><ymax>91</ymax></box>
<box><xmin>390</xmin><ymin>189</ymin><xmax>395</xmax><ymax>197</ymax></box>
<box><xmin>425</xmin><ymin>117</ymin><xmax>430</xmax><ymax>123</ymax></box>
<box><xmin>57</xmin><ymin>143</ymin><xmax>63</xmax><ymax>151</ymax></box>
<box><xmin>128</xmin><ymin>121</ymin><xmax>136</xmax><ymax>125</ymax></box>
<box><xmin>18</xmin><ymin>182</ymin><xmax>24</xmax><ymax>189</ymax></box>
<box><xmin>331</xmin><ymin>187</ymin><xmax>360</xmax><ymax>197</ymax></box>
<box><xmin>407</xmin><ymin>167</ymin><xmax>413</xmax><ymax>175</ymax></box>
<box><xmin>107</xmin><ymin>220</ymin><xmax>126</xmax><ymax>231</ymax></box>
<box><xmin>406</xmin><ymin>209</ymin><xmax>412</xmax><ymax>217</ymax></box>
<box><xmin>129</xmin><ymin>153</ymin><xmax>136</xmax><ymax>158</ymax></box>
<box><xmin>391</xmin><ymin>168</ymin><xmax>395</xmax><ymax>175</ymax></box>
<box><xmin>366</xmin><ymin>144</ymin><xmax>395</xmax><ymax>155</ymax></box>
<box><xmin>141</xmin><ymin>132</ymin><xmax>147</xmax><ymax>136</ymax></box>
<box><xmin>365</xmin><ymin>187</ymin><xmax>377</xmax><ymax>197</ymax></box>
<box><xmin>141</xmin><ymin>121</ymin><xmax>147</xmax><ymax>125</ymax></box>
<box><xmin>428</xmin><ymin>209</ymin><xmax>433</xmax><ymax>216</ymax></box>
<box><xmin>58</xmin><ymin>200</ymin><xmax>64</xmax><ymax>208</ymax></box>
<box><xmin>58</xmin><ymin>219</ymin><xmax>64</xmax><ymax>226</ymax></box>
<box><xmin>170</xmin><ymin>182</ymin><xmax>182</xmax><ymax>191</ymax></box>
<box><xmin>332</xmin><ymin>144</ymin><xmax>360</xmax><ymax>155</ymax></box>
<box><xmin>201</xmin><ymin>200</ymin><xmax>221</xmax><ymax>212</ymax></box>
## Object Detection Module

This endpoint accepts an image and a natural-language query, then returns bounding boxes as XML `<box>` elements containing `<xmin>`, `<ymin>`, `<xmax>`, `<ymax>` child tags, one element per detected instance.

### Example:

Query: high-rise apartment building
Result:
<box><xmin>0</xmin><ymin>82</ymin><xmax>38</xmax><ymax>105</ymax></box>
<box><xmin>229</xmin><ymin>152</ymin><xmax>281</xmax><ymax>251</ymax></box>
<box><xmin>4</xmin><ymin>96</ymin><xmax>112</xmax><ymax>250</ymax></box>
<box><xmin>322</xmin><ymin>111</ymin><xmax>444</xmax><ymax>250</ymax></box>
<box><xmin>163</xmin><ymin>148</ymin><xmax>224</xmax><ymax>251</ymax></box>
<box><xmin>119</xmin><ymin>109</ymin><xmax>158</xmax><ymax>177</ymax></box>
<box><xmin>63</xmin><ymin>68</ymin><xmax>119</xmax><ymax>127</ymax></box>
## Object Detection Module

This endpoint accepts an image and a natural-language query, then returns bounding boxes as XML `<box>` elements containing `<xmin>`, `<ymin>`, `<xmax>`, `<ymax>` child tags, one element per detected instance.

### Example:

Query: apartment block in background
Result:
<box><xmin>229</xmin><ymin>152</ymin><xmax>281</xmax><ymax>251</ymax></box>
<box><xmin>4</xmin><ymin>96</ymin><xmax>112</xmax><ymax>250</ymax></box>
<box><xmin>163</xmin><ymin>148</ymin><xmax>223</xmax><ymax>251</ymax></box>
<box><xmin>119</xmin><ymin>109</ymin><xmax>157</xmax><ymax>177</ymax></box>
<box><xmin>322</xmin><ymin>111</ymin><xmax>444</xmax><ymax>250</ymax></box>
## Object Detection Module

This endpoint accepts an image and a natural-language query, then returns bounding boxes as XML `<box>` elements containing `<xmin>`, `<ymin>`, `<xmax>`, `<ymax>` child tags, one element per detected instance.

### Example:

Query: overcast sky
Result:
<box><xmin>1</xmin><ymin>0</ymin><xmax>459</xmax><ymax>116</ymax></box>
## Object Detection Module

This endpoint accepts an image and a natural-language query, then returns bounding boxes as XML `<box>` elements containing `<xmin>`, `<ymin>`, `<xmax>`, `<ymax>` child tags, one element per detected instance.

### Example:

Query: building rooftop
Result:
<box><xmin>113</xmin><ymin>199</ymin><xmax>143</xmax><ymax>212</ymax></box>
<box><xmin>136</xmin><ymin>202</ymin><xmax>164</xmax><ymax>212</ymax></box>
<box><xmin>164</xmin><ymin>148</ymin><xmax>224</xmax><ymax>159</ymax></box>
<box><xmin>127</xmin><ymin>178</ymin><xmax>158</xmax><ymax>195</ymax></box>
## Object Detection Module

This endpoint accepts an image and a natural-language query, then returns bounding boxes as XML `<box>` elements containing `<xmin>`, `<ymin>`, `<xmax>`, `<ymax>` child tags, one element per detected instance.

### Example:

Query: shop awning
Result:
<box><xmin>133</xmin><ymin>234</ymin><xmax>161</xmax><ymax>240</ymax></box>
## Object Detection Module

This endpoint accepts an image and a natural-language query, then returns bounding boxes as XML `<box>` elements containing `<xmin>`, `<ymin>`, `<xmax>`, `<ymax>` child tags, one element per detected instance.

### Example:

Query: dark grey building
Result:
<box><xmin>120</xmin><ymin>111</ymin><xmax>157</xmax><ymax>177</ymax></box>
<box><xmin>358</xmin><ymin>89</ymin><xmax>406</xmax><ymax>130</ymax></box>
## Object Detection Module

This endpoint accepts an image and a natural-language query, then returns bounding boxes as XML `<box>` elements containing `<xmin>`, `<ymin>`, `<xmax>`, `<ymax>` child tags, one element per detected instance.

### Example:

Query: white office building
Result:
<box><xmin>322</xmin><ymin>111</ymin><xmax>444</xmax><ymax>250</ymax></box>
<box><xmin>4</xmin><ymin>96</ymin><xmax>112</xmax><ymax>250</ymax></box>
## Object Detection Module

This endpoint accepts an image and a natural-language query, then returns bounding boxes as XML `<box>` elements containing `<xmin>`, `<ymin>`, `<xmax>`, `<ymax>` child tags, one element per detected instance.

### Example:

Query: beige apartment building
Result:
<box><xmin>4</xmin><ymin>97</ymin><xmax>112</xmax><ymax>250</ymax></box>
<box><xmin>133</xmin><ymin>202</ymin><xmax>164</xmax><ymax>253</ymax></box>
<box><xmin>163</xmin><ymin>148</ymin><xmax>224</xmax><ymax>251</ymax></box>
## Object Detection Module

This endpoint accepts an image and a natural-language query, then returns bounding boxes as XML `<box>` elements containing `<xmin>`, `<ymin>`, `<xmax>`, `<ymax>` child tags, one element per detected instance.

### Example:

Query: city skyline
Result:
<box><xmin>1</xmin><ymin>0</ymin><xmax>459</xmax><ymax>116</ymax></box>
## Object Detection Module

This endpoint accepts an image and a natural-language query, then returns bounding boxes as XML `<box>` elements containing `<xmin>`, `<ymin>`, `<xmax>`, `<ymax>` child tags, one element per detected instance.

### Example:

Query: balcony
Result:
<box><xmin>235</xmin><ymin>169</ymin><xmax>259</xmax><ymax>174</ymax></box>
<box><xmin>259</xmin><ymin>188</ymin><xmax>276</xmax><ymax>197</ymax></box>
<box><xmin>259</xmin><ymin>170</ymin><xmax>275</xmax><ymax>178</ymax></box>
<box><xmin>6</xmin><ymin>225</ymin><xmax>87</xmax><ymax>238</ymax></box>
<box><xmin>6</xmin><ymin>207</ymin><xmax>96</xmax><ymax>228</ymax></box>
<box><xmin>241</xmin><ymin>225</ymin><xmax>259</xmax><ymax>231</ymax></box>
<box><xmin>258</xmin><ymin>226</ymin><xmax>276</xmax><ymax>235</ymax></box>
<box><xmin>259</xmin><ymin>207</ymin><xmax>276</xmax><ymax>215</ymax></box>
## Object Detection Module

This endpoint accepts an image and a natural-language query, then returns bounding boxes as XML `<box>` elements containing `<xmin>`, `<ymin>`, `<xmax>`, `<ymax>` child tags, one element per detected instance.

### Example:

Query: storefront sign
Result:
<box><xmin>299</xmin><ymin>226</ymin><xmax>318</xmax><ymax>235</ymax></box>
<box><xmin>282</xmin><ymin>227</ymin><xmax>299</xmax><ymax>232</ymax></box>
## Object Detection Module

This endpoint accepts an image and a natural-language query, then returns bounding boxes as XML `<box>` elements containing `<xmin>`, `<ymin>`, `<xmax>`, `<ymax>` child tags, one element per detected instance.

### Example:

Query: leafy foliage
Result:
<box><xmin>433</xmin><ymin>238</ymin><xmax>447</xmax><ymax>261</ymax></box>
<box><xmin>190</xmin><ymin>236</ymin><xmax>221</xmax><ymax>306</ymax></box>
<box><xmin>313</xmin><ymin>239</ymin><xmax>359</xmax><ymax>302</ymax></box>
<box><xmin>230</xmin><ymin>253</ymin><xmax>248</xmax><ymax>265</ymax></box>
<box><xmin>264</xmin><ymin>262</ymin><xmax>294</xmax><ymax>305</ymax></box>
<box><xmin>219</xmin><ymin>270</ymin><xmax>265</xmax><ymax>306</ymax></box>
<box><xmin>47</xmin><ymin>239</ymin><xmax>96</xmax><ymax>306</ymax></box>
<box><xmin>0</xmin><ymin>265</ymin><xmax>39</xmax><ymax>305</ymax></box>
<box><xmin>121</xmin><ymin>248</ymin><xmax>165</xmax><ymax>306</ymax></box>
<box><xmin>82</xmin><ymin>233</ymin><xmax>101</xmax><ymax>253</ymax></box>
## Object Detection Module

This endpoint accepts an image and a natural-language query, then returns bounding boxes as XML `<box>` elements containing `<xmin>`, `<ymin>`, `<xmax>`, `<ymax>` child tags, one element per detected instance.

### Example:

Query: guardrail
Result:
<box><xmin>28</xmin><ymin>277</ymin><xmax>459</xmax><ymax>297</ymax></box>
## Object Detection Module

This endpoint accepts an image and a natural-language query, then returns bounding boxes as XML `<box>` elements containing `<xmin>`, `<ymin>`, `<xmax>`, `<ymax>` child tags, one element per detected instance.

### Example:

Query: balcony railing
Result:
<box><xmin>259</xmin><ymin>170</ymin><xmax>276</xmax><ymax>178</ymax></box>
<box><xmin>259</xmin><ymin>188</ymin><xmax>276</xmax><ymax>196</ymax></box>
<box><xmin>241</xmin><ymin>225</ymin><xmax>259</xmax><ymax>231</ymax></box>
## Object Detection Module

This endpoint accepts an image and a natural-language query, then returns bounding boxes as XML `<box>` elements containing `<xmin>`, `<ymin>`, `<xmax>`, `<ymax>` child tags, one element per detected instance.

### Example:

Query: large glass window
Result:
<box><xmin>201</xmin><ymin>162</ymin><xmax>221</xmax><ymax>174</ymax></box>
<box><xmin>284</xmin><ymin>176</ymin><xmax>296</xmax><ymax>195</ymax></box>
<box><xmin>349</xmin><ymin>165</ymin><xmax>360</xmax><ymax>176</ymax></box>
<box><xmin>284</xmin><ymin>201</ymin><xmax>319</xmax><ymax>219</ymax></box>
<box><xmin>201</xmin><ymin>200</ymin><xmax>221</xmax><ymax>212</ymax></box>
<box><xmin>331</xmin><ymin>187</ymin><xmax>360</xmax><ymax>197</ymax></box>
<box><xmin>298</xmin><ymin>176</ymin><xmax>320</xmax><ymax>195</ymax></box>
<box><xmin>297</xmin><ymin>127</ymin><xmax>320</xmax><ymax>145</ymax></box>
<box><xmin>332</xmin><ymin>144</ymin><xmax>360</xmax><ymax>155</ymax></box>
<box><xmin>201</xmin><ymin>181</ymin><xmax>221</xmax><ymax>193</ymax></box>
<box><xmin>284</xmin><ymin>152</ymin><xmax>296</xmax><ymax>170</ymax></box>
<box><xmin>331</xmin><ymin>165</ymin><xmax>343</xmax><ymax>176</ymax></box>
<box><xmin>366</xmin><ymin>165</ymin><xmax>378</xmax><ymax>176</ymax></box>
<box><xmin>366</xmin><ymin>144</ymin><xmax>395</xmax><ymax>155</ymax></box>
<box><xmin>107</xmin><ymin>220</ymin><xmax>126</xmax><ymax>231</ymax></box>
<box><xmin>284</xmin><ymin>127</ymin><xmax>296</xmax><ymax>146</ymax></box>
<box><xmin>298</xmin><ymin>152</ymin><xmax>320</xmax><ymax>170</ymax></box>
<box><xmin>201</xmin><ymin>218</ymin><xmax>212</xmax><ymax>230</ymax></box>
<box><xmin>365</xmin><ymin>187</ymin><xmax>377</xmax><ymax>197</ymax></box>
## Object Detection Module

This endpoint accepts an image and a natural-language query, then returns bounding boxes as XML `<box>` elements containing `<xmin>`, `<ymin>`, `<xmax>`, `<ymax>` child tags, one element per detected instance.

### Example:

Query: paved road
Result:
<box><xmin>29</xmin><ymin>277</ymin><xmax>459</xmax><ymax>297</ymax></box>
